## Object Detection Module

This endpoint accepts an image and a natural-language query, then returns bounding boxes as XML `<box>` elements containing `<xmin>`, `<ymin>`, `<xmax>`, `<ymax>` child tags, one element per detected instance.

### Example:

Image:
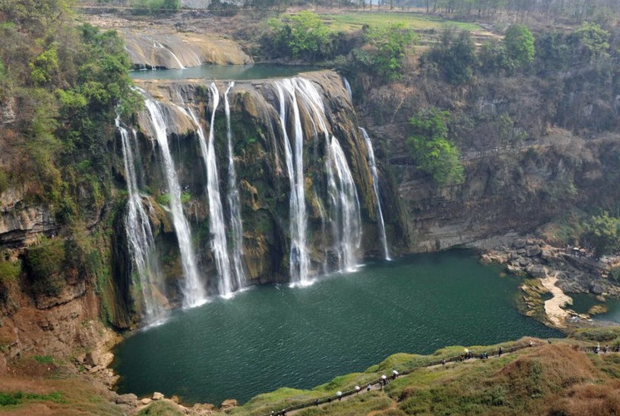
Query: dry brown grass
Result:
<box><xmin>494</xmin><ymin>344</ymin><xmax>597</xmax><ymax>403</ymax></box>
<box><xmin>550</xmin><ymin>381</ymin><xmax>620</xmax><ymax>416</ymax></box>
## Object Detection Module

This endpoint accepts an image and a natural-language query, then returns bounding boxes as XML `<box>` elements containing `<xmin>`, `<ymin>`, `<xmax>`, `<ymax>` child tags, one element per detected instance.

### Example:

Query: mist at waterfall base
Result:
<box><xmin>112</xmin><ymin>251</ymin><xmax>560</xmax><ymax>406</ymax></box>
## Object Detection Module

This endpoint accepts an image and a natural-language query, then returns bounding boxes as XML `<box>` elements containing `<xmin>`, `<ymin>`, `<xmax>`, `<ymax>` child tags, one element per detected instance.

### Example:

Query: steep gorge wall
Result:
<box><xmin>364</xmin><ymin>65</ymin><xmax>620</xmax><ymax>252</ymax></box>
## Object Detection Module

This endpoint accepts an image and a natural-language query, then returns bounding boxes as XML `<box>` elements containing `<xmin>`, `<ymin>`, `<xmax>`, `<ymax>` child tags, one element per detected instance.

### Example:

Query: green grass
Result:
<box><xmin>318</xmin><ymin>12</ymin><xmax>482</xmax><ymax>33</ymax></box>
<box><xmin>34</xmin><ymin>355</ymin><xmax>55</xmax><ymax>365</ymax></box>
<box><xmin>0</xmin><ymin>391</ymin><xmax>65</xmax><ymax>407</ymax></box>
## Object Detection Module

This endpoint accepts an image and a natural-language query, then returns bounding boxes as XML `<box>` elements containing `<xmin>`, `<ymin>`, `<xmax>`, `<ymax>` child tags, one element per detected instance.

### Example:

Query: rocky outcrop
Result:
<box><xmin>120</xmin><ymin>29</ymin><xmax>253</xmax><ymax>69</ymax></box>
<box><xmin>0</xmin><ymin>187</ymin><xmax>56</xmax><ymax>247</ymax></box>
<box><xmin>0</xmin><ymin>288</ymin><xmax>116</xmax><ymax>359</ymax></box>
<box><xmin>1</xmin><ymin>96</ymin><xmax>16</xmax><ymax>124</ymax></box>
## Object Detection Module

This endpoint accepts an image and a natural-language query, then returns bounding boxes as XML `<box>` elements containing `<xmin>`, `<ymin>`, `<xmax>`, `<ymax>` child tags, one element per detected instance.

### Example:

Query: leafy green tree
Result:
<box><xmin>478</xmin><ymin>39</ymin><xmax>512</xmax><ymax>74</ymax></box>
<box><xmin>269</xmin><ymin>11</ymin><xmax>330</xmax><ymax>60</ymax></box>
<box><xmin>364</xmin><ymin>23</ymin><xmax>416</xmax><ymax>81</ymax></box>
<box><xmin>503</xmin><ymin>24</ymin><xmax>535</xmax><ymax>68</ymax></box>
<box><xmin>407</xmin><ymin>109</ymin><xmax>464</xmax><ymax>186</ymax></box>
<box><xmin>29</xmin><ymin>43</ymin><xmax>59</xmax><ymax>85</ymax></box>
<box><xmin>583</xmin><ymin>212</ymin><xmax>620</xmax><ymax>257</ymax></box>
<box><xmin>572</xmin><ymin>22</ymin><xmax>610</xmax><ymax>62</ymax></box>
<box><xmin>424</xmin><ymin>27</ymin><xmax>476</xmax><ymax>85</ymax></box>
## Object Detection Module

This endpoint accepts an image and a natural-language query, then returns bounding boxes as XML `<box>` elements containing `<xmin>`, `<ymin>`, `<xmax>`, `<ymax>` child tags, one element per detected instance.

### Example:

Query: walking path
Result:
<box><xmin>264</xmin><ymin>341</ymin><xmax>539</xmax><ymax>416</ymax></box>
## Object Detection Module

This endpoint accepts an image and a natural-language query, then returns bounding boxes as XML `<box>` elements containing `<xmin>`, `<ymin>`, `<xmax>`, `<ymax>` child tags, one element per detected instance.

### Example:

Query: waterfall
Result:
<box><xmin>143</xmin><ymin>99</ymin><xmax>207</xmax><ymax>308</ymax></box>
<box><xmin>275</xmin><ymin>80</ymin><xmax>310</xmax><ymax>286</ymax></box>
<box><xmin>192</xmin><ymin>83</ymin><xmax>235</xmax><ymax>298</ymax></box>
<box><xmin>360</xmin><ymin>128</ymin><xmax>390</xmax><ymax>260</ymax></box>
<box><xmin>117</xmin><ymin>118</ymin><xmax>166</xmax><ymax>323</ymax></box>
<box><xmin>153</xmin><ymin>40</ymin><xmax>185</xmax><ymax>69</ymax></box>
<box><xmin>328</xmin><ymin>136</ymin><xmax>362</xmax><ymax>272</ymax></box>
<box><xmin>224</xmin><ymin>82</ymin><xmax>246</xmax><ymax>289</ymax></box>
<box><xmin>343</xmin><ymin>77</ymin><xmax>352</xmax><ymax>100</ymax></box>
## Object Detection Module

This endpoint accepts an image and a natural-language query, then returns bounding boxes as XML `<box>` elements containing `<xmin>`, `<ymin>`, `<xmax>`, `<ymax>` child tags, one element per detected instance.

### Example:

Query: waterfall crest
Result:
<box><xmin>118</xmin><ymin>118</ymin><xmax>167</xmax><ymax>323</ymax></box>
<box><xmin>143</xmin><ymin>99</ymin><xmax>207</xmax><ymax>308</ymax></box>
<box><xmin>360</xmin><ymin>128</ymin><xmax>391</xmax><ymax>260</ymax></box>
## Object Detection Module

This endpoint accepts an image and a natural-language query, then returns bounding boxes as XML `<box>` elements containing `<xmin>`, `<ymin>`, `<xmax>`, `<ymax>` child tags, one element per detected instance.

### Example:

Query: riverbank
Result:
<box><xmin>476</xmin><ymin>233</ymin><xmax>620</xmax><ymax>329</ymax></box>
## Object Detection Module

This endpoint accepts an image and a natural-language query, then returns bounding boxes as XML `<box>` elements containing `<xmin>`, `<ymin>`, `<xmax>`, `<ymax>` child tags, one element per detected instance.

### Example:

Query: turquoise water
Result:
<box><xmin>130</xmin><ymin>64</ymin><xmax>319</xmax><ymax>81</ymax></box>
<box><xmin>571</xmin><ymin>293</ymin><xmax>620</xmax><ymax>322</ymax></box>
<box><xmin>112</xmin><ymin>251</ymin><xmax>560</xmax><ymax>405</ymax></box>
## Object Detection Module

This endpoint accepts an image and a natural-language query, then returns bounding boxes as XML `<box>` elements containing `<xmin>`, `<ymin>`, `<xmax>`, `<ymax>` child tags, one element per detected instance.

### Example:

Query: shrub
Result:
<box><xmin>25</xmin><ymin>239</ymin><xmax>66</xmax><ymax>297</ymax></box>
<box><xmin>407</xmin><ymin>109</ymin><xmax>464</xmax><ymax>186</ymax></box>
<box><xmin>504</xmin><ymin>25</ymin><xmax>536</xmax><ymax>68</ymax></box>
<box><xmin>423</xmin><ymin>27</ymin><xmax>476</xmax><ymax>85</ymax></box>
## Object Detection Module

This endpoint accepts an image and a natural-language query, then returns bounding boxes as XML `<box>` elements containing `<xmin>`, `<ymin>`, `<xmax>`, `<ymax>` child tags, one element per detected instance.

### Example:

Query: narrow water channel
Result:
<box><xmin>112</xmin><ymin>251</ymin><xmax>560</xmax><ymax>405</ymax></box>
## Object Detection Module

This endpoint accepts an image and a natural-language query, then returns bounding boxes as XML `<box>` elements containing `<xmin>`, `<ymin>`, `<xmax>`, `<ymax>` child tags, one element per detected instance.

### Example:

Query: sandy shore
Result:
<box><xmin>540</xmin><ymin>274</ymin><xmax>573</xmax><ymax>328</ymax></box>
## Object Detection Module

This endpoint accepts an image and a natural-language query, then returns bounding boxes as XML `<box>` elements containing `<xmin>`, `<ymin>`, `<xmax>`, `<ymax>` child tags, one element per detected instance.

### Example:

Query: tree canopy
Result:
<box><xmin>407</xmin><ymin>109</ymin><xmax>464</xmax><ymax>186</ymax></box>
<box><xmin>504</xmin><ymin>24</ymin><xmax>536</xmax><ymax>68</ymax></box>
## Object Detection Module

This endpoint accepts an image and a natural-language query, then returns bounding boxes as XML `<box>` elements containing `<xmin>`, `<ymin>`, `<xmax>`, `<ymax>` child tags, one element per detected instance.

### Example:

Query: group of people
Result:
<box><xmin>594</xmin><ymin>343</ymin><xmax>619</xmax><ymax>354</ymax></box>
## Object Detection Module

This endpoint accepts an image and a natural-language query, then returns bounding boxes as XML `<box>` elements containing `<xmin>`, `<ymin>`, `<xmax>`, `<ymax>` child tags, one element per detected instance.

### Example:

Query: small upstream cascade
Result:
<box><xmin>117</xmin><ymin>118</ymin><xmax>166</xmax><ymax>323</ymax></box>
<box><xmin>143</xmin><ymin>99</ymin><xmax>207</xmax><ymax>307</ymax></box>
<box><xmin>224</xmin><ymin>82</ymin><xmax>246</xmax><ymax>289</ymax></box>
<box><xmin>276</xmin><ymin>79</ymin><xmax>310</xmax><ymax>286</ymax></box>
<box><xmin>360</xmin><ymin>127</ymin><xmax>390</xmax><ymax>260</ymax></box>
<box><xmin>191</xmin><ymin>83</ymin><xmax>236</xmax><ymax>298</ymax></box>
<box><xmin>153</xmin><ymin>40</ymin><xmax>185</xmax><ymax>69</ymax></box>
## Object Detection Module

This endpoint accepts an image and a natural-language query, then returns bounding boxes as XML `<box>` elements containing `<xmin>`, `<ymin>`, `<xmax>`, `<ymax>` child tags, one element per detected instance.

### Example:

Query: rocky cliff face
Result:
<box><xmin>390</xmin><ymin>131</ymin><xmax>620</xmax><ymax>251</ymax></box>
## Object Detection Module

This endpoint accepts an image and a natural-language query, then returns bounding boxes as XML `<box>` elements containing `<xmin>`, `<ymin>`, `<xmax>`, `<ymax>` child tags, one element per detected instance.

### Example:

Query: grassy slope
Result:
<box><xmin>318</xmin><ymin>12</ymin><xmax>482</xmax><ymax>33</ymax></box>
<box><xmin>228</xmin><ymin>330</ymin><xmax>620</xmax><ymax>416</ymax></box>
<box><xmin>0</xmin><ymin>357</ymin><xmax>122</xmax><ymax>416</ymax></box>
<box><xmin>3</xmin><ymin>331</ymin><xmax>620</xmax><ymax>415</ymax></box>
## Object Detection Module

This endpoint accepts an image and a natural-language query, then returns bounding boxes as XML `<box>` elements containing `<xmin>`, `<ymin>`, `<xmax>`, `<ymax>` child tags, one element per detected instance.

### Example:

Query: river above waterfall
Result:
<box><xmin>130</xmin><ymin>64</ymin><xmax>319</xmax><ymax>80</ymax></box>
<box><xmin>112</xmin><ymin>250</ymin><xmax>561</xmax><ymax>405</ymax></box>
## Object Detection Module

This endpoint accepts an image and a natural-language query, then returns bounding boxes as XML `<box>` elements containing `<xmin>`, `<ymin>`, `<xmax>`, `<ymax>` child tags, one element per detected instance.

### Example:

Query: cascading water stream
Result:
<box><xmin>192</xmin><ymin>84</ymin><xmax>235</xmax><ymax>298</ymax></box>
<box><xmin>275</xmin><ymin>80</ymin><xmax>310</xmax><ymax>286</ymax></box>
<box><xmin>359</xmin><ymin>127</ymin><xmax>391</xmax><ymax>260</ymax></box>
<box><xmin>343</xmin><ymin>77</ymin><xmax>352</xmax><ymax>100</ymax></box>
<box><xmin>143</xmin><ymin>99</ymin><xmax>207</xmax><ymax>308</ymax></box>
<box><xmin>328</xmin><ymin>137</ymin><xmax>362</xmax><ymax>272</ymax></box>
<box><xmin>117</xmin><ymin>118</ymin><xmax>166</xmax><ymax>323</ymax></box>
<box><xmin>153</xmin><ymin>40</ymin><xmax>185</xmax><ymax>69</ymax></box>
<box><xmin>294</xmin><ymin>77</ymin><xmax>364</xmax><ymax>272</ymax></box>
<box><xmin>224</xmin><ymin>82</ymin><xmax>246</xmax><ymax>289</ymax></box>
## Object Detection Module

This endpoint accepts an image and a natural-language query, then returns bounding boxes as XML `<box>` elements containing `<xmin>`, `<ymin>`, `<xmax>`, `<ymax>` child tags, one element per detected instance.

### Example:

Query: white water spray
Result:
<box><xmin>143</xmin><ymin>99</ymin><xmax>207</xmax><ymax>308</ymax></box>
<box><xmin>224</xmin><ymin>82</ymin><xmax>246</xmax><ymax>289</ymax></box>
<box><xmin>192</xmin><ymin>84</ymin><xmax>235</xmax><ymax>298</ymax></box>
<box><xmin>328</xmin><ymin>136</ymin><xmax>362</xmax><ymax>272</ymax></box>
<box><xmin>276</xmin><ymin>80</ymin><xmax>310</xmax><ymax>286</ymax></box>
<box><xmin>360</xmin><ymin>127</ymin><xmax>390</xmax><ymax>260</ymax></box>
<box><xmin>118</xmin><ymin>118</ymin><xmax>166</xmax><ymax>322</ymax></box>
